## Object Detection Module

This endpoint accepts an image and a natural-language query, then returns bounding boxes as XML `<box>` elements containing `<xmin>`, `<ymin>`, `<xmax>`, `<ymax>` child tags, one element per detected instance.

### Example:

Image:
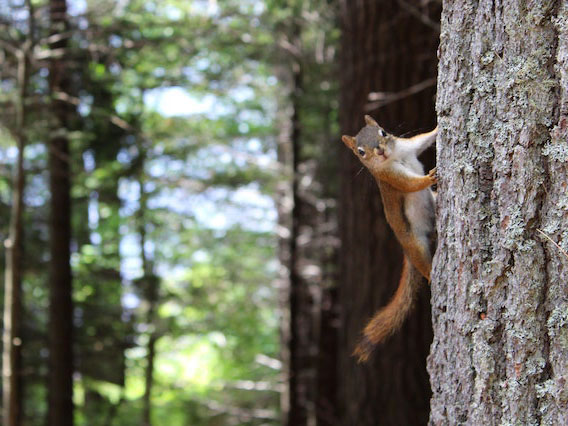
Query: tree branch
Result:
<box><xmin>397</xmin><ymin>0</ymin><xmax>441</xmax><ymax>32</ymax></box>
<box><xmin>365</xmin><ymin>77</ymin><xmax>437</xmax><ymax>112</ymax></box>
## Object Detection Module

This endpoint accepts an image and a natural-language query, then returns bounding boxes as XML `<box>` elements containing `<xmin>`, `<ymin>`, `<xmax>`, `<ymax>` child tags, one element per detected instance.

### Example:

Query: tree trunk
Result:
<box><xmin>2</xmin><ymin>4</ymin><xmax>35</xmax><ymax>424</ymax></box>
<box><xmin>2</xmin><ymin>47</ymin><xmax>29</xmax><ymax>426</ymax></box>
<box><xmin>142</xmin><ymin>333</ymin><xmax>157</xmax><ymax>426</ymax></box>
<box><xmin>275</xmin><ymin>56</ymin><xmax>316</xmax><ymax>426</ymax></box>
<box><xmin>48</xmin><ymin>0</ymin><xmax>74</xmax><ymax>424</ymax></box>
<box><xmin>275</xmin><ymin>95</ymin><xmax>293</xmax><ymax>425</ymax></box>
<box><xmin>316</xmin><ymin>286</ymin><xmax>338</xmax><ymax>426</ymax></box>
<box><xmin>338</xmin><ymin>1</ymin><xmax>440</xmax><ymax>424</ymax></box>
<box><xmin>288</xmin><ymin>46</ymin><xmax>318</xmax><ymax>426</ymax></box>
<box><xmin>276</xmin><ymin>18</ymin><xmax>321</xmax><ymax>426</ymax></box>
<box><xmin>273</xmin><ymin>4</ymin><xmax>342</xmax><ymax>424</ymax></box>
<box><xmin>315</xmin><ymin>102</ymin><xmax>340</xmax><ymax>426</ymax></box>
<box><xmin>137</xmin><ymin>154</ymin><xmax>159</xmax><ymax>426</ymax></box>
<box><xmin>429</xmin><ymin>1</ymin><xmax>568</xmax><ymax>424</ymax></box>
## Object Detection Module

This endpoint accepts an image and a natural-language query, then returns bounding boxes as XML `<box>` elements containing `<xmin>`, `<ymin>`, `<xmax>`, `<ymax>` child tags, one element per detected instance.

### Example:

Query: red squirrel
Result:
<box><xmin>342</xmin><ymin>115</ymin><xmax>437</xmax><ymax>362</ymax></box>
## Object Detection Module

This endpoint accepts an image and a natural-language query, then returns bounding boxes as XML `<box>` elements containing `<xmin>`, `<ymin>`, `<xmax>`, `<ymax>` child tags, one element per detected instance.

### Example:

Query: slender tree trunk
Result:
<box><xmin>315</xmin><ymin>286</ymin><xmax>338</xmax><ymax>426</ymax></box>
<box><xmin>48</xmin><ymin>0</ymin><xmax>74</xmax><ymax>424</ymax></box>
<box><xmin>338</xmin><ymin>1</ymin><xmax>440</xmax><ymax>424</ymax></box>
<box><xmin>276</xmin><ymin>59</ymin><xmax>315</xmax><ymax>426</ymax></box>
<box><xmin>274</xmin><ymin>5</ymin><xmax>341</xmax><ymax>424</ymax></box>
<box><xmin>429</xmin><ymin>1</ymin><xmax>568</xmax><ymax>424</ymax></box>
<box><xmin>275</xmin><ymin>16</ymin><xmax>322</xmax><ymax>425</ymax></box>
<box><xmin>142</xmin><ymin>332</ymin><xmax>157</xmax><ymax>426</ymax></box>
<box><xmin>275</xmin><ymin>74</ymin><xmax>294</xmax><ymax>426</ymax></box>
<box><xmin>137</xmin><ymin>157</ymin><xmax>158</xmax><ymax>426</ymax></box>
<box><xmin>2</xmin><ymin>4</ymin><xmax>34</xmax><ymax>424</ymax></box>
<box><xmin>287</xmin><ymin>45</ymin><xmax>317</xmax><ymax>426</ymax></box>
<box><xmin>315</xmin><ymin>104</ymin><xmax>340</xmax><ymax>426</ymax></box>
<box><xmin>2</xmin><ymin>47</ymin><xmax>29</xmax><ymax>426</ymax></box>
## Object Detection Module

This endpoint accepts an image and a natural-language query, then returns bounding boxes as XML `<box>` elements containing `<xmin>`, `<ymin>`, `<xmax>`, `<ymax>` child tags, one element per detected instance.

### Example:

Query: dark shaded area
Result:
<box><xmin>337</xmin><ymin>1</ymin><xmax>440</xmax><ymax>424</ymax></box>
<box><xmin>47</xmin><ymin>1</ymin><xmax>74</xmax><ymax>425</ymax></box>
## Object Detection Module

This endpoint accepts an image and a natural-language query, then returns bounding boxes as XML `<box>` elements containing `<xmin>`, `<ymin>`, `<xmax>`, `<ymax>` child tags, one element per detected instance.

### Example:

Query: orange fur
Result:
<box><xmin>342</xmin><ymin>117</ymin><xmax>437</xmax><ymax>362</ymax></box>
<box><xmin>377</xmin><ymin>167</ymin><xmax>436</xmax><ymax>193</ymax></box>
<box><xmin>353</xmin><ymin>257</ymin><xmax>422</xmax><ymax>362</ymax></box>
<box><xmin>378</xmin><ymin>181</ymin><xmax>433</xmax><ymax>281</ymax></box>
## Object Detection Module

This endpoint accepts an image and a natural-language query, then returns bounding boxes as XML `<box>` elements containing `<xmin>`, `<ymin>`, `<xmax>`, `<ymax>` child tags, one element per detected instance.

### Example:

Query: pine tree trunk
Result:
<box><xmin>429</xmin><ymin>1</ymin><xmax>568</xmax><ymax>424</ymax></box>
<box><xmin>338</xmin><ymin>1</ymin><xmax>440</xmax><ymax>424</ymax></box>
<box><xmin>276</xmin><ymin>52</ymin><xmax>317</xmax><ymax>426</ymax></box>
<box><xmin>2</xmin><ymin>4</ymin><xmax>35</xmax><ymax>424</ymax></box>
<box><xmin>287</xmin><ymin>49</ymin><xmax>317</xmax><ymax>426</ymax></box>
<box><xmin>275</xmin><ymin>97</ymin><xmax>293</xmax><ymax>425</ymax></box>
<box><xmin>276</xmin><ymin>18</ymin><xmax>325</xmax><ymax>425</ymax></box>
<box><xmin>137</xmin><ymin>154</ymin><xmax>159</xmax><ymax>426</ymax></box>
<box><xmin>48</xmin><ymin>0</ymin><xmax>74</xmax><ymax>424</ymax></box>
<box><xmin>2</xmin><ymin>49</ymin><xmax>28</xmax><ymax>426</ymax></box>
<box><xmin>142</xmin><ymin>334</ymin><xmax>156</xmax><ymax>426</ymax></box>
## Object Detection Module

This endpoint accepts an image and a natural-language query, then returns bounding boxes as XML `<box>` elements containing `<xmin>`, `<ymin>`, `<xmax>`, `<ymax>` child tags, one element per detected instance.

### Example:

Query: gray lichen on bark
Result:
<box><xmin>430</xmin><ymin>1</ymin><xmax>568</xmax><ymax>425</ymax></box>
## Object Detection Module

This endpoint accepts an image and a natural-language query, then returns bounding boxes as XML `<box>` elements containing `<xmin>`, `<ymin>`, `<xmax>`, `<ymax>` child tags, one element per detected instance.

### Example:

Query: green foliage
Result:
<box><xmin>0</xmin><ymin>0</ymin><xmax>339</xmax><ymax>424</ymax></box>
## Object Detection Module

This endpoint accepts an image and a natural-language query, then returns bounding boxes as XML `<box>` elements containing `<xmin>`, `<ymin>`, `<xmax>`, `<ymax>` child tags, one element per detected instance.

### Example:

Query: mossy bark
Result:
<box><xmin>430</xmin><ymin>1</ymin><xmax>568</xmax><ymax>424</ymax></box>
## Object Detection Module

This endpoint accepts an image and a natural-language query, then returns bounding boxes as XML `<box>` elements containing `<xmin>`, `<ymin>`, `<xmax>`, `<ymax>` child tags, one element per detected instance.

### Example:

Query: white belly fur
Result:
<box><xmin>405</xmin><ymin>189</ymin><xmax>435</xmax><ymax>236</ymax></box>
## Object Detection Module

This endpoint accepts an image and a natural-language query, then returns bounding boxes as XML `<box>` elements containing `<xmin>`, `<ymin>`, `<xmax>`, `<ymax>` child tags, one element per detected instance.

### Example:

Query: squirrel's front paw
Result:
<box><xmin>428</xmin><ymin>167</ymin><xmax>437</xmax><ymax>184</ymax></box>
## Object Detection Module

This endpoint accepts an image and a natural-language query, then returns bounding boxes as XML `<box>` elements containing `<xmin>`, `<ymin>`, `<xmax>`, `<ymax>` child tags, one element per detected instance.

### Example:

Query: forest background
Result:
<box><xmin>0</xmin><ymin>1</ymin><xmax>443</xmax><ymax>425</ymax></box>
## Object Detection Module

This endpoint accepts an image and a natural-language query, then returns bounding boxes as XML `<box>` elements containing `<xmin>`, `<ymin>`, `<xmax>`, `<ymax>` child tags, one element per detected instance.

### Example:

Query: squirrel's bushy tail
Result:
<box><xmin>353</xmin><ymin>256</ymin><xmax>422</xmax><ymax>363</ymax></box>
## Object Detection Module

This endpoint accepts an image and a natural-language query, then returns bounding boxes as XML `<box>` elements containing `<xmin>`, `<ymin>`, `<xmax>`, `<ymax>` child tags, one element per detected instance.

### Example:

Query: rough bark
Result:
<box><xmin>338</xmin><ymin>1</ymin><xmax>440</xmax><ymax>424</ymax></box>
<box><xmin>430</xmin><ymin>1</ymin><xmax>568</xmax><ymax>424</ymax></box>
<box><xmin>48</xmin><ymin>0</ymin><xmax>74</xmax><ymax>424</ymax></box>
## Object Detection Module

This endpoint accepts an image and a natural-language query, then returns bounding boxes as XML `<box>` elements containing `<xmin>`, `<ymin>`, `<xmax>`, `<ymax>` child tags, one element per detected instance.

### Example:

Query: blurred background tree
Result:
<box><xmin>0</xmin><ymin>0</ymin><xmax>440</xmax><ymax>425</ymax></box>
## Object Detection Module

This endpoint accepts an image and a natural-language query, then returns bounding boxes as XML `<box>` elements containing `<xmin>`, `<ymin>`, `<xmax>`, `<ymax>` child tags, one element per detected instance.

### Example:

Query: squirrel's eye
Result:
<box><xmin>357</xmin><ymin>147</ymin><xmax>365</xmax><ymax>156</ymax></box>
<box><xmin>378</xmin><ymin>129</ymin><xmax>387</xmax><ymax>137</ymax></box>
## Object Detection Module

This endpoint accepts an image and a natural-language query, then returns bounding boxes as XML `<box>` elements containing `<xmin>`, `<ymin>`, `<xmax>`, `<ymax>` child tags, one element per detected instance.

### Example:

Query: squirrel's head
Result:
<box><xmin>341</xmin><ymin>115</ymin><xmax>394</xmax><ymax>170</ymax></box>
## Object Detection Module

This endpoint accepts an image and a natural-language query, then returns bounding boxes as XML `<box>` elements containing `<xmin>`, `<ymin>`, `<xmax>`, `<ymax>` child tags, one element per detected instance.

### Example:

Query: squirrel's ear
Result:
<box><xmin>364</xmin><ymin>115</ymin><xmax>379</xmax><ymax>127</ymax></box>
<box><xmin>341</xmin><ymin>135</ymin><xmax>356</xmax><ymax>149</ymax></box>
